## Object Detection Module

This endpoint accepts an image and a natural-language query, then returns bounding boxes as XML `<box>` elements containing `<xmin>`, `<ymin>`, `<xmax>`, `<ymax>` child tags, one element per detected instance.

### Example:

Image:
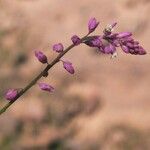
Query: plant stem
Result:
<box><xmin>0</xmin><ymin>34</ymin><xmax>89</xmax><ymax>115</ymax></box>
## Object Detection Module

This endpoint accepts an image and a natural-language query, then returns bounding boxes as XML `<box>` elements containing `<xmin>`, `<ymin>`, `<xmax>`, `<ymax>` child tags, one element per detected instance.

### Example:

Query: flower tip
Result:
<box><xmin>4</xmin><ymin>89</ymin><xmax>18</xmax><ymax>101</ymax></box>
<box><xmin>88</xmin><ymin>17</ymin><xmax>99</xmax><ymax>33</ymax></box>
<box><xmin>116</xmin><ymin>32</ymin><xmax>132</xmax><ymax>38</ymax></box>
<box><xmin>35</xmin><ymin>50</ymin><xmax>48</xmax><ymax>64</ymax></box>
<box><xmin>38</xmin><ymin>83</ymin><xmax>54</xmax><ymax>93</ymax></box>
<box><xmin>103</xmin><ymin>44</ymin><xmax>116</xmax><ymax>54</ymax></box>
<box><xmin>62</xmin><ymin>60</ymin><xmax>75</xmax><ymax>74</ymax></box>
<box><xmin>71</xmin><ymin>35</ymin><xmax>81</xmax><ymax>45</ymax></box>
<box><xmin>53</xmin><ymin>43</ymin><xmax>64</xmax><ymax>53</ymax></box>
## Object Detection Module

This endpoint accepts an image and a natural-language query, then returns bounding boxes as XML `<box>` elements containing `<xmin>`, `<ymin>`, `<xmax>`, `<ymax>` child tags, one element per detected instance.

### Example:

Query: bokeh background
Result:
<box><xmin>0</xmin><ymin>0</ymin><xmax>150</xmax><ymax>149</ymax></box>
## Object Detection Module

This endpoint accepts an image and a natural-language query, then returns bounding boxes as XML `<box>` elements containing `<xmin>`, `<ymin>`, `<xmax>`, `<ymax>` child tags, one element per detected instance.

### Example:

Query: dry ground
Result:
<box><xmin>0</xmin><ymin>0</ymin><xmax>150</xmax><ymax>149</ymax></box>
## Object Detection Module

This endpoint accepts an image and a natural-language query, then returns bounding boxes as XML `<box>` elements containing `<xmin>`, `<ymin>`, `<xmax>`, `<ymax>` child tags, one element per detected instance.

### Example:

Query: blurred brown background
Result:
<box><xmin>0</xmin><ymin>0</ymin><xmax>150</xmax><ymax>150</ymax></box>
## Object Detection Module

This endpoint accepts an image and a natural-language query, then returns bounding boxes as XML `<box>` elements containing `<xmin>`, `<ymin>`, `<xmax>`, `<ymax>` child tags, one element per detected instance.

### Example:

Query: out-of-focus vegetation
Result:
<box><xmin>0</xmin><ymin>0</ymin><xmax>150</xmax><ymax>149</ymax></box>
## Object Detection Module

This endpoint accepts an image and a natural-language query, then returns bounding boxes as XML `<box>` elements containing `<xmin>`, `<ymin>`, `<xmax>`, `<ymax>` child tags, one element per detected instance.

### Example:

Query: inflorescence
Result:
<box><xmin>2</xmin><ymin>17</ymin><xmax>146</xmax><ymax>114</ymax></box>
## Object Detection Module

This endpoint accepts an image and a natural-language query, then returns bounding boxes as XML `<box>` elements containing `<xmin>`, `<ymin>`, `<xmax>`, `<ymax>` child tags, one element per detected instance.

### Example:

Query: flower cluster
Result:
<box><xmin>4</xmin><ymin>17</ymin><xmax>146</xmax><ymax>102</ymax></box>
<box><xmin>84</xmin><ymin>20</ymin><xmax>146</xmax><ymax>55</ymax></box>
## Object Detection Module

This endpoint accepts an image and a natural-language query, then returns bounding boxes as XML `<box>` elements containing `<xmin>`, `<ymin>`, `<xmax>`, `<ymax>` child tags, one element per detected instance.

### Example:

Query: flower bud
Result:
<box><xmin>71</xmin><ymin>35</ymin><xmax>81</xmax><ymax>45</ymax></box>
<box><xmin>38</xmin><ymin>83</ymin><xmax>54</xmax><ymax>93</ymax></box>
<box><xmin>116</xmin><ymin>32</ymin><xmax>132</xmax><ymax>38</ymax></box>
<box><xmin>35</xmin><ymin>51</ymin><xmax>48</xmax><ymax>64</ymax></box>
<box><xmin>103</xmin><ymin>44</ymin><xmax>116</xmax><ymax>54</ymax></box>
<box><xmin>84</xmin><ymin>36</ymin><xmax>102</xmax><ymax>48</ymax></box>
<box><xmin>88</xmin><ymin>17</ymin><xmax>99</xmax><ymax>33</ymax></box>
<box><xmin>5</xmin><ymin>89</ymin><xmax>18</xmax><ymax>101</ymax></box>
<box><xmin>62</xmin><ymin>60</ymin><xmax>75</xmax><ymax>74</ymax></box>
<box><xmin>53</xmin><ymin>43</ymin><xmax>64</xmax><ymax>53</ymax></box>
<box><xmin>121</xmin><ymin>45</ymin><xmax>129</xmax><ymax>53</ymax></box>
<box><xmin>136</xmin><ymin>46</ymin><xmax>147</xmax><ymax>55</ymax></box>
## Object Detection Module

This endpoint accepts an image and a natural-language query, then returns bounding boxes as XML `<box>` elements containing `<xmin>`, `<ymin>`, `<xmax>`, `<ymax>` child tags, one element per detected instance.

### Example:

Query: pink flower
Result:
<box><xmin>71</xmin><ymin>35</ymin><xmax>81</xmax><ymax>45</ymax></box>
<box><xmin>5</xmin><ymin>89</ymin><xmax>18</xmax><ymax>101</ymax></box>
<box><xmin>88</xmin><ymin>18</ymin><xmax>99</xmax><ymax>33</ymax></box>
<box><xmin>62</xmin><ymin>60</ymin><xmax>75</xmax><ymax>74</ymax></box>
<box><xmin>38</xmin><ymin>83</ymin><xmax>54</xmax><ymax>93</ymax></box>
<box><xmin>35</xmin><ymin>51</ymin><xmax>48</xmax><ymax>64</ymax></box>
<box><xmin>116</xmin><ymin>32</ymin><xmax>132</xmax><ymax>38</ymax></box>
<box><xmin>103</xmin><ymin>44</ymin><xmax>116</xmax><ymax>54</ymax></box>
<box><xmin>53</xmin><ymin>43</ymin><xmax>64</xmax><ymax>53</ymax></box>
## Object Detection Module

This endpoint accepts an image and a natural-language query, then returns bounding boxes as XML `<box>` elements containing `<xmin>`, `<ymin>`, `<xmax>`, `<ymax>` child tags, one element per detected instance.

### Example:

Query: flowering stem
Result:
<box><xmin>0</xmin><ymin>34</ymin><xmax>89</xmax><ymax>115</ymax></box>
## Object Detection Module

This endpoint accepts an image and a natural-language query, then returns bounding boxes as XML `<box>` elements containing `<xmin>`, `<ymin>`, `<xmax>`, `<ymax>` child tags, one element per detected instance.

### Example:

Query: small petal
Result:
<box><xmin>53</xmin><ymin>43</ymin><xmax>64</xmax><ymax>53</ymax></box>
<box><xmin>71</xmin><ymin>35</ymin><xmax>81</xmax><ymax>45</ymax></box>
<box><xmin>38</xmin><ymin>83</ymin><xmax>54</xmax><ymax>93</ymax></box>
<box><xmin>84</xmin><ymin>36</ymin><xmax>102</xmax><ymax>48</ymax></box>
<box><xmin>121</xmin><ymin>45</ymin><xmax>129</xmax><ymax>53</ymax></box>
<box><xmin>137</xmin><ymin>46</ymin><xmax>147</xmax><ymax>55</ymax></box>
<box><xmin>116</xmin><ymin>32</ymin><xmax>132</xmax><ymax>38</ymax></box>
<box><xmin>5</xmin><ymin>89</ymin><xmax>18</xmax><ymax>101</ymax></box>
<box><xmin>88</xmin><ymin>17</ymin><xmax>99</xmax><ymax>33</ymax></box>
<box><xmin>111</xmin><ymin>39</ymin><xmax>120</xmax><ymax>47</ymax></box>
<box><xmin>104</xmin><ymin>44</ymin><xmax>116</xmax><ymax>54</ymax></box>
<box><xmin>62</xmin><ymin>60</ymin><xmax>75</xmax><ymax>74</ymax></box>
<box><xmin>107</xmin><ymin>33</ymin><xmax>118</xmax><ymax>39</ymax></box>
<box><xmin>126</xmin><ymin>42</ymin><xmax>134</xmax><ymax>49</ymax></box>
<box><xmin>91</xmin><ymin>37</ymin><xmax>102</xmax><ymax>47</ymax></box>
<box><xmin>35</xmin><ymin>51</ymin><xmax>48</xmax><ymax>64</ymax></box>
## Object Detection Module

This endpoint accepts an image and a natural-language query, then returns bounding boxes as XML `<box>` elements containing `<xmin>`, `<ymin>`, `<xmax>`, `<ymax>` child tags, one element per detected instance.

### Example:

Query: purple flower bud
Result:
<box><xmin>134</xmin><ymin>41</ymin><xmax>139</xmax><ymax>45</ymax></box>
<box><xmin>116</xmin><ymin>32</ymin><xmax>132</xmax><ymax>38</ymax></box>
<box><xmin>111</xmin><ymin>39</ymin><xmax>120</xmax><ymax>47</ymax></box>
<box><xmin>53</xmin><ymin>43</ymin><xmax>64</xmax><ymax>53</ymax></box>
<box><xmin>121</xmin><ymin>45</ymin><xmax>129</xmax><ymax>53</ymax></box>
<box><xmin>38</xmin><ymin>83</ymin><xmax>54</xmax><ymax>93</ymax></box>
<box><xmin>88</xmin><ymin>18</ymin><xmax>99</xmax><ymax>33</ymax></box>
<box><xmin>137</xmin><ymin>46</ymin><xmax>146</xmax><ymax>55</ymax></box>
<box><xmin>84</xmin><ymin>36</ymin><xmax>102</xmax><ymax>48</ymax></box>
<box><xmin>101</xmin><ymin>44</ymin><xmax>116</xmax><ymax>54</ymax></box>
<box><xmin>35</xmin><ymin>51</ymin><xmax>48</xmax><ymax>64</ymax></box>
<box><xmin>103</xmin><ymin>44</ymin><xmax>116</xmax><ymax>54</ymax></box>
<box><xmin>107</xmin><ymin>33</ymin><xmax>118</xmax><ymax>39</ymax></box>
<box><xmin>71</xmin><ymin>35</ymin><xmax>81</xmax><ymax>45</ymax></box>
<box><xmin>125</xmin><ymin>42</ymin><xmax>135</xmax><ymax>49</ymax></box>
<box><xmin>5</xmin><ymin>89</ymin><xmax>18</xmax><ymax>101</ymax></box>
<box><xmin>62</xmin><ymin>60</ymin><xmax>75</xmax><ymax>74</ymax></box>
<box><xmin>91</xmin><ymin>37</ymin><xmax>102</xmax><ymax>47</ymax></box>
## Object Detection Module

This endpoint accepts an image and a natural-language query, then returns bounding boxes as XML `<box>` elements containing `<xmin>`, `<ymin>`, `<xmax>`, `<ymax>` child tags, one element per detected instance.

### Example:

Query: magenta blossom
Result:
<box><xmin>71</xmin><ymin>35</ymin><xmax>81</xmax><ymax>45</ymax></box>
<box><xmin>38</xmin><ymin>83</ymin><xmax>54</xmax><ymax>93</ymax></box>
<box><xmin>61</xmin><ymin>60</ymin><xmax>75</xmax><ymax>74</ymax></box>
<box><xmin>88</xmin><ymin>17</ymin><xmax>99</xmax><ymax>33</ymax></box>
<box><xmin>84</xmin><ymin>36</ymin><xmax>102</xmax><ymax>48</ymax></box>
<box><xmin>53</xmin><ymin>43</ymin><xmax>64</xmax><ymax>53</ymax></box>
<box><xmin>35</xmin><ymin>51</ymin><xmax>48</xmax><ymax>64</ymax></box>
<box><xmin>121</xmin><ymin>45</ymin><xmax>129</xmax><ymax>53</ymax></box>
<box><xmin>102</xmin><ymin>44</ymin><xmax>116</xmax><ymax>54</ymax></box>
<box><xmin>116</xmin><ymin>32</ymin><xmax>132</xmax><ymax>38</ymax></box>
<box><xmin>5</xmin><ymin>89</ymin><xmax>18</xmax><ymax>101</ymax></box>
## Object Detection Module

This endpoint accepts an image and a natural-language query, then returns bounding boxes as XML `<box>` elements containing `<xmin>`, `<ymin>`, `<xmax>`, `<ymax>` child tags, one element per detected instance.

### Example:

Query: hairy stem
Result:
<box><xmin>0</xmin><ymin>34</ymin><xmax>89</xmax><ymax>115</ymax></box>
